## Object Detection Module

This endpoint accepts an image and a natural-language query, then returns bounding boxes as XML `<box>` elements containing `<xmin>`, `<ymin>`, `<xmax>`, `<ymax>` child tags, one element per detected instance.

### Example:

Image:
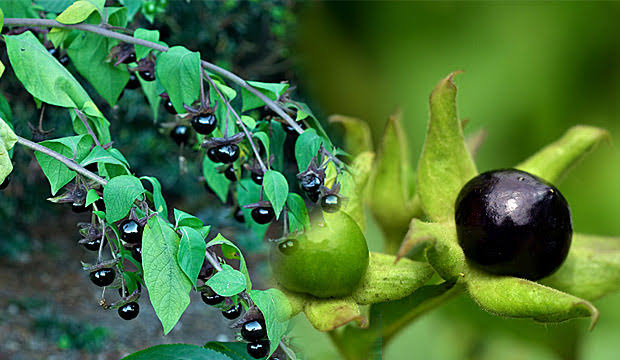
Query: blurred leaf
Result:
<box><xmin>262</xmin><ymin>170</ymin><xmax>289</xmax><ymax>220</ymax></box>
<box><xmin>465</xmin><ymin>128</ymin><xmax>487</xmax><ymax>159</ymax></box>
<box><xmin>286</xmin><ymin>192</ymin><xmax>310</xmax><ymax>232</ymax></box>
<box><xmin>140</xmin><ymin>176</ymin><xmax>167</xmax><ymax>218</ymax></box>
<box><xmin>138</xmin><ymin>76</ymin><xmax>162</xmax><ymax>122</ymax></box>
<box><xmin>85</xmin><ymin>189</ymin><xmax>99</xmax><ymax>207</ymax></box>
<box><xmin>328</xmin><ymin>114</ymin><xmax>373</xmax><ymax>155</ymax></box>
<box><xmin>304</xmin><ymin>297</ymin><xmax>367</xmax><ymax>332</ymax></box>
<box><xmin>56</xmin><ymin>0</ymin><xmax>97</xmax><ymax>24</ymax></box>
<box><xmin>122</xmin><ymin>344</ymin><xmax>228</xmax><ymax>360</ymax></box>
<box><xmin>202</xmin><ymin>155</ymin><xmax>230</xmax><ymax>203</ymax></box>
<box><xmin>142</xmin><ymin>216</ymin><xmax>192</xmax><ymax>334</ymax></box>
<box><xmin>467</xmin><ymin>267</ymin><xmax>598</xmax><ymax>327</ymax></box>
<box><xmin>34</xmin><ymin>0</ymin><xmax>74</xmax><ymax>13</ymax></box>
<box><xmin>155</xmin><ymin>46</ymin><xmax>201</xmax><ymax>114</ymax></box>
<box><xmin>352</xmin><ymin>252</ymin><xmax>434</xmax><ymax>305</ymax></box>
<box><xmin>543</xmin><ymin>233</ymin><xmax>620</xmax><ymax>301</ymax></box>
<box><xmin>118</xmin><ymin>0</ymin><xmax>141</xmax><ymax>18</ymax></box>
<box><xmin>102</xmin><ymin>175</ymin><xmax>145</xmax><ymax>223</ymax></box>
<box><xmin>206</xmin><ymin>264</ymin><xmax>247</xmax><ymax>297</ymax></box>
<box><xmin>417</xmin><ymin>72</ymin><xmax>477</xmax><ymax>222</ymax></box>
<box><xmin>0</xmin><ymin>117</ymin><xmax>17</xmax><ymax>182</ymax></box>
<box><xmin>249</xmin><ymin>288</ymin><xmax>292</xmax><ymax>356</ymax></box>
<box><xmin>516</xmin><ymin>125</ymin><xmax>609</xmax><ymax>184</ymax></box>
<box><xmin>294</xmin><ymin>128</ymin><xmax>322</xmax><ymax>172</ymax></box>
<box><xmin>178</xmin><ymin>226</ymin><xmax>207</xmax><ymax>287</ymax></box>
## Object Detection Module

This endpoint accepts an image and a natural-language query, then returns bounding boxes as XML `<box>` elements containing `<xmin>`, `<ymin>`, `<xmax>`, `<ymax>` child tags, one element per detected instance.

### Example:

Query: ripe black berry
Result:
<box><xmin>1</xmin><ymin>177</ymin><xmax>10</xmax><ymax>190</ymax></box>
<box><xmin>90</xmin><ymin>268</ymin><xmax>116</xmax><ymax>287</ymax></box>
<box><xmin>221</xmin><ymin>304</ymin><xmax>242</xmax><ymax>319</ymax></box>
<box><xmin>131</xmin><ymin>246</ymin><xmax>142</xmax><ymax>262</ymax></box>
<box><xmin>82</xmin><ymin>237</ymin><xmax>105</xmax><ymax>251</ymax></box>
<box><xmin>138</xmin><ymin>69</ymin><xmax>155</xmax><ymax>81</ymax></box>
<box><xmin>300</xmin><ymin>174</ymin><xmax>322</xmax><ymax>193</ymax></box>
<box><xmin>120</xmin><ymin>219</ymin><xmax>143</xmax><ymax>244</ymax></box>
<box><xmin>191</xmin><ymin>114</ymin><xmax>217</xmax><ymax>135</ymax></box>
<box><xmin>247</xmin><ymin>340</ymin><xmax>270</xmax><ymax>359</ymax></box>
<box><xmin>122</xmin><ymin>52</ymin><xmax>136</xmax><ymax>64</ymax></box>
<box><xmin>278</xmin><ymin>239</ymin><xmax>297</xmax><ymax>255</ymax></box>
<box><xmin>224</xmin><ymin>165</ymin><xmax>237</xmax><ymax>182</ymax></box>
<box><xmin>126</xmin><ymin>73</ymin><xmax>140</xmax><ymax>89</ymax></box>
<box><xmin>241</xmin><ymin>320</ymin><xmax>267</xmax><ymax>342</ymax></box>
<box><xmin>251</xmin><ymin>207</ymin><xmax>275</xmax><ymax>224</ymax></box>
<box><xmin>320</xmin><ymin>194</ymin><xmax>341</xmax><ymax>213</ymax></box>
<box><xmin>207</xmin><ymin>147</ymin><xmax>221</xmax><ymax>163</ymax></box>
<box><xmin>201</xmin><ymin>288</ymin><xmax>224</xmax><ymax>306</ymax></box>
<box><xmin>233</xmin><ymin>207</ymin><xmax>245</xmax><ymax>223</ymax></box>
<box><xmin>163</xmin><ymin>99</ymin><xmax>177</xmax><ymax>115</ymax></box>
<box><xmin>455</xmin><ymin>169</ymin><xmax>572</xmax><ymax>280</ymax></box>
<box><xmin>198</xmin><ymin>262</ymin><xmax>215</xmax><ymax>281</ymax></box>
<box><xmin>251</xmin><ymin>172</ymin><xmax>263</xmax><ymax>185</ymax></box>
<box><xmin>118</xmin><ymin>302</ymin><xmax>140</xmax><ymax>320</ymax></box>
<box><xmin>170</xmin><ymin>125</ymin><xmax>190</xmax><ymax>146</ymax></box>
<box><xmin>215</xmin><ymin>144</ymin><xmax>240</xmax><ymax>164</ymax></box>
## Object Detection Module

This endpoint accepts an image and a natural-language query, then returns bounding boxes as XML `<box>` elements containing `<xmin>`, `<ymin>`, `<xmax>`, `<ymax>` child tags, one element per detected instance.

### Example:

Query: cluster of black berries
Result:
<box><xmin>241</xmin><ymin>318</ymin><xmax>270</xmax><ymax>359</ymax></box>
<box><xmin>198</xmin><ymin>261</ymin><xmax>244</xmax><ymax>321</ymax></box>
<box><xmin>297</xmin><ymin>163</ymin><xmax>342</xmax><ymax>214</ymax></box>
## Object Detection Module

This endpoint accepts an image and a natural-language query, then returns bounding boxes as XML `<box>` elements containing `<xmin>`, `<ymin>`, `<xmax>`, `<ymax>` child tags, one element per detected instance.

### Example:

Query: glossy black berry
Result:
<box><xmin>247</xmin><ymin>340</ymin><xmax>270</xmax><ymax>359</ymax></box>
<box><xmin>118</xmin><ymin>302</ymin><xmax>140</xmax><ymax>320</ymax></box>
<box><xmin>320</xmin><ymin>194</ymin><xmax>341</xmax><ymax>213</ymax></box>
<box><xmin>126</xmin><ymin>73</ymin><xmax>140</xmax><ymax>89</ymax></box>
<box><xmin>131</xmin><ymin>246</ymin><xmax>142</xmax><ymax>262</ymax></box>
<box><xmin>138</xmin><ymin>69</ymin><xmax>155</xmax><ymax>81</ymax></box>
<box><xmin>300</xmin><ymin>174</ymin><xmax>322</xmax><ymax>194</ymax></box>
<box><xmin>251</xmin><ymin>207</ymin><xmax>275</xmax><ymax>224</ymax></box>
<box><xmin>215</xmin><ymin>144</ymin><xmax>240</xmax><ymax>164</ymax></box>
<box><xmin>90</xmin><ymin>268</ymin><xmax>116</xmax><ymax>287</ymax></box>
<box><xmin>207</xmin><ymin>147</ymin><xmax>221</xmax><ymax>163</ymax></box>
<box><xmin>307</xmin><ymin>190</ymin><xmax>320</xmax><ymax>203</ymax></box>
<box><xmin>170</xmin><ymin>125</ymin><xmax>190</xmax><ymax>146</ymax></box>
<box><xmin>120</xmin><ymin>219</ymin><xmax>143</xmax><ymax>244</ymax></box>
<box><xmin>198</xmin><ymin>262</ymin><xmax>215</xmax><ymax>281</ymax></box>
<box><xmin>0</xmin><ymin>176</ymin><xmax>10</xmax><ymax>190</ymax></box>
<box><xmin>201</xmin><ymin>288</ymin><xmax>224</xmax><ymax>306</ymax></box>
<box><xmin>251</xmin><ymin>172</ymin><xmax>263</xmax><ymax>185</ymax></box>
<box><xmin>191</xmin><ymin>114</ymin><xmax>217</xmax><ymax>135</ymax></box>
<box><xmin>82</xmin><ymin>237</ymin><xmax>105</xmax><ymax>251</ymax></box>
<box><xmin>233</xmin><ymin>207</ymin><xmax>245</xmax><ymax>223</ymax></box>
<box><xmin>241</xmin><ymin>320</ymin><xmax>267</xmax><ymax>342</ymax></box>
<box><xmin>122</xmin><ymin>52</ymin><xmax>136</xmax><ymax>64</ymax></box>
<box><xmin>163</xmin><ymin>99</ymin><xmax>177</xmax><ymax>114</ymax></box>
<box><xmin>455</xmin><ymin>169</ymin><xmax>572</xmax><ymax>281</ymax></box>
<box><xmin>278</xmin><ymin>239</ymin><xmax>297</xmax><ymax>255</ymax></box>
<box><xmin>222</xmin><ymin>304</ymin><xmax>242</xmax><ymax>320</ymax></box>
<box><xmin>85</xmin><ymin>163</ymin><xmax>98</xmax><ymax>172</ymax></box>
<box><xmin>224</xmin><ymin>165</ymin><xmax>237</xmax><ymax>182</ymax></box>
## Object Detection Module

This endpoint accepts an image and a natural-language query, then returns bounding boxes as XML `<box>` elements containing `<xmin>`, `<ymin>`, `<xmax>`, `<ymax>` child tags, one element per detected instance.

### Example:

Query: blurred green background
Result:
<box><xmin>291</xmin><ymin>2</ymin><xmax>620</xmax><ymax>360</ymax></box>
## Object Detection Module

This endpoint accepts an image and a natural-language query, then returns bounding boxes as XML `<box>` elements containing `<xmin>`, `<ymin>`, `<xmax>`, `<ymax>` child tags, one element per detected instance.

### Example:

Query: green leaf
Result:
<box><xmin>122</xmin><ymin>344</ymin><xmax>229</xmax><ymax>360</ymax></box>
<box><xmin>133</xmin><ymin>28</ymin><xmax>160</xmax><ymax>60</ymax></box>
<box><xmin>253</xmin><ymin>131</ymin><xmax>270</xmax><ymax>159</ymax></box>
<box><xmin>235</xmin><ymin>179</ymin><xmax>269</xmax><ymax>239</ymax></box>
<box><xmin>106</xmin><ymin>6</ymin><xmax>128</xmax><ymax>27</ymax></box>
<box><xmin>118</xmin><ymin>0</ymin><xmax>141</xmax><ymax>18</ymax></box>
<box><xmin>35</xmin><ymin>0</ymin><xmax>75</xmax><ymax>13</ymax></box>
<box><xmin>67</xmin><ymin>32</ymin><xmax>129</xmax><ymax>106</ymax></box>
<box><xmin>467</xmin><ymin>267</ymin><xmax>598</xmax><ymax>327</ymax></box>
<box><xmin>138</xmin><ymin>76</ymin><xmax>162</xmax><ymax>122</ymax></box>
<box><xmin>241</xmin><ymin>81</ymin><xmax>289</xmax><ymax>112</ymax></box>
<box><xmin>155</xmin><ymin>46</ymin><xmax>201</xmax><ymax>114</ymax></box>
<box><xmin>270</xmin><ymin>123</ymin><xmax>286</xmax><ymax>172</ymax></box>
<box><xmin>85</xmin><ymin>188</ymin><xmax>100</xmax><ymax>207</ymax></box>
<box><xmin>34</xmin><ymin>135</ymin><xmax>93</xmax><ymax>195</ymax></box>
<box><xmin>417</xmin><ymin>72</ymin><xmax>477</xmax><ymax>222</ymax></box>
<box><xmin>262</xmin><ymin>170</ymin><xmax>288</xmax><ymax>220</ymax></box>
<box><xmin>102</xmin><ymin>175</ymin><xmax>145</xmax><ymax>223</ymax></box>
<box><xmin>294</xmin><ymin>129</ymin><xmax>322</xmax><ymax>172</ymax></box>
<box><xmin>5</xmin><ymin>32</ymin><xmax>92</xmax><ymax>108</ymax></box>
<box><xmin>240</xmin><ymin>115</ymin><xmax>256</xmax><ymax>130</ymax></box>
<box><xmin>368</xmin><ymin>111</ymin><xmax>418</xmax><ymax>233</ymax></box>
<box><xmin>543</xmin><ymin>233</ymin><xmax>620</xmax><ymax>301</ymax></box>
<box><xmin>249</xmin><ymin>288</ymin><xmax>292</xmax><ymax>356</ymax></box>
<box><xmin>140</xmin><ymin>176</ymin><xmax>167</xmax><ymax>218</ymax></box>
<box><xmin>72</xmin><ymin>101</ymin><xmax>112</xmax><ymax>144</ymax></box>
<box><xmin>178</xmin><ymin>226</ymin><xmax>207</xmax><ymax>287</ymax></box>
<box><xmin>206</xmin><ymin>264</ymin><xmax>247</xmax><ymax>297</ymax></box>
<box><xmin>56</xmin><ymin>0</ymin><xmax>97</xmax><ymax>24</ymax></box>
<box><xmin>328</xmin><ymin>114</ymin><xmax>372</xmax><ymax>155</ymax></box>
<box><xmin>286</xmin><ymin>193</ymin><xmax>310</xmax><ymax>232</ymax></box>
<box><xmin>0</xmin><ymin>117</ymin><xmax>18</xmax><ymax>182</ymax></box>
<box><xmin>202</xmin><ymin>155</ymin><xmax>230</xmax><ymax>203</ymax></box>
<box><xmin>206</xmin><ymin>234</ymin><xmax>252</xmax><ymax>291</ymax></box>
<box><xmin>304</xmin><ymin>296</ymin><xmax>366</xmax><ymax>332</ymax></box>
<box><xmin>516</xmin><ymin>125</ymin><xmax>609</xmax><ymax>184</ymax></box>
<box><xmin>142</xmin><ymin>216</ymin><xmax>193</xmax><ymax>334</ymax></box>
<box><xmin>174</xmin><ymin>208</ymin><xmax>203</xmax><ymax>229</ymax></box>
<box><xmin>203</xmin><ymin>342</ymin><xmax>255</xmax><ymax>360</ymax></box>
<box><xmin>352</xmin><ymin>252</ymin><xmax>434</xmax><ymax>305</ymax></box>
<box><xmin>81</xmin><ymin>146</ymin><xmax>128</xmax><ymax>167</ymax></box>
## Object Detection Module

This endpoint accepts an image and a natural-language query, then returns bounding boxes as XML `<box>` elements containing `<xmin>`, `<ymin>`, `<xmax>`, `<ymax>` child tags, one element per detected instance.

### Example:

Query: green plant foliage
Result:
<box><xmin>133</xmin><ymin>28</ymin><xmax>162</xmax><ymax>60</ymax></box>
<box><xmin>202</xmin><ymin>155</ymin><xmax>230</xmax><ymax>203</ymax></box>
<box><xmin>34</xmin><ymin>135</ymin><xmax>93</xmax><ymax>194</ymax></box>
<box><xmin>203</xmin><ymin>342</ymin><xmax>256</xmax><ymax>360</ymax></box>
<box><xmin>206</xmin><ymin>264</ymin><xmax>247</xmax><ymax>297</ymax></box>
<box><xmin>294</xmin><ymin>128</ymin><xmax>322</xmax><ymax>172</ymax></box>
<box><xmin>207</xmin><ymin>234</ymin><xmax>252</xmax><ymax>290</ymax></box>
<box><xmin>102</xmin><ymin>175</ymin><xmax>145</xmax><ymax>222</ymax></box>
<box><xmin>122</xmin><ymin>344</ymin><xmax>230</xmax><ymax>360</ymax></box>
<box><xmin>55</xmin><ymin>0</ymin><xmax>97</xmax><ymax>24</ymax></box>
<box><xmin>178</xmin><ymin>226</ymin><xmax>207</xmax><ymax>287</ymax></box>
<box><xmin>262</xmin><ymin>169</ymin><xmax>288</xmax><ymax>219</ymax></box>
<box><xmin>249</xmin><ymin>288</ymin><xmax>292</xmax><ymax>357</ymax></box>
<box><xmin>154</xmin><ymin>46</ymin><xmax>201</xmax><ymax>114</ymax></box>
<box><xmin>0</xmin><ymin>117</ymin><xmax>17</xmax><ymax>182</ymax></box>
<box><xmin>241</xmin><ymin>81</ymin><xmax>289</xmax><ymax>112</ymax></box>
<box><xmin>140</xmin><ymin>176</ymin><xmax>167</xmax><ymax>218</ymax></box>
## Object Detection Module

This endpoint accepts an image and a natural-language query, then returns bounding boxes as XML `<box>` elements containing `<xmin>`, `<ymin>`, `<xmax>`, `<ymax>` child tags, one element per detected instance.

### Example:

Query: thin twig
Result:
<box><xmin>17</xmin><ymin>136</ymin><xmax>107</xmax><ymax>185</ymax></box>
<box><xmin>74</xmin><ymin>109</ymin><xmax>102</xmax><ymax>147</ymax></box>
<box><xmin>205</xmin><ymin>250</ymin><xmax>223</xmax><ymax>272</ymax></box>
<box><xmin>3</xmin><ymin>18</ymin><xmax>303</xmax><ymax>133</ymax></box>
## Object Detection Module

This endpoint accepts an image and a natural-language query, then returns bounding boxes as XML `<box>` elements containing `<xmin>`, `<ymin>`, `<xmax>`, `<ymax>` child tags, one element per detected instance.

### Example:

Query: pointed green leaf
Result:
<box><xmin>102</xmin><ymin>175</ymin><xmax>145</xmax><ymax>223</ymax></box>
<box><xmin>34</xmin><ymin>135</ymin><xmax>93</xmax><ymax>195</ymax></box>
<box><xmin>206</xmin><ymin>234</ymin><xmax>252</xmax><ymax>290</ymax></box>
<box><xmin>133</xmin><ymin>29</ymin><xmax>160</xmax><ymax>60</ymax></box>
<box><xmin>56</xmin><ymin>0</ymin><xmax>97</xmax><ymax>24</ymax></box>
<box><xmin>202</xmin><ymin>155</ymin><xmax>230</xmax><ymax>203</ymax></box>
<box><xmin>85</xmin><ymin>188</ymin><xmax>100</xmax><ymax>207</ymax></box>
<box><xmin>262</xmin><ymin>170</ymin><xmax>288</xmax><ymax>219</ymax></box>
<box><xmin>352</xmin><ymin>252</ymin><xmax>434</xmax><ymax>305</ymax></box>
<box><xmin>286</xmin><ymin>192</ymin><xmax>310</xmax><ymax>232</ymax></box>
<box><xmin>328</xmin><ymin>114</ymin><xmax>372</xmax><ymax>155</ymax></box>
<box><xmin>122</xmin><ymin>344</ymin><xmax>229</xmax><ymax>360</ymax></box>
<box><xmin>81</xmin><ymin>146</ymin><xmax>128</xmax><ymax>167</ymax></box>
<box><xmin>178</xmin><ymin>226</ymin><xmax>207</xmax><ymax>287</ymax></box>
<box><xmin>249</xmin><ymin>288</ymin><xmax>292</xmax><ymax>356</ymax></box>
<box><xmin>140</xmin><ymin>176</ymin><xmax>167</xmax><ymax>218</ymax></box>
<box><xmin>142</xmin><ymin>216</ymin><xmax>192</xmax><ymax>334</ymax></box>
<box><xmin>174</xmin><ymin>208</ymin><xmax>203</xmax><ymax>229</ymax></box>
<box><xmin>543</xmin><ymin>233</ymin><xmax>620</xmax><ymax>301</ymax></box>
<box><xmin>467</xmin><ymin>267</ymin><xmax>598</xmax><ymax>327</ymax></box>
<box><xmin>294</xmin><ymin>129</ymin><xmax>322</xmax><ymax>172</ymax></box>
<box><xmin>516</xmin><ymin>125</ymin><xmax>609</xmax><ymax>184</ymax></box>
<box><xmin>0</xmin><ymin>117</ymin><xmax>17</xmax><ymax>182</ymax></box>
<box><xmin>206</xmin><ymin>264</ymin><xmax>246</xmax><ymax>297</ymax></box>
<box><xmin>203</xmin><ymin>342</ymin><xmax>256</xmax><ymax>360</ymax></box>
<box><xmin>241</xmin><ymin>81</ymin><xmax>289</xmax><ymax>112</ymax></box>
<box><xmin>417</xmin><ymin>72</ymin><xmax>477</xmax><ymax>222</ymax></box>
<box><xmin>155</xmin><ymin>46</ymin><xmax>201</xmax><ymax>114</ymax></box>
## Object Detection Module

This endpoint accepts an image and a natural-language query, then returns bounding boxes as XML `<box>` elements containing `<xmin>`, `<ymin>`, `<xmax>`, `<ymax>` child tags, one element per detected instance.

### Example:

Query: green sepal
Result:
<box><xmin>303</xmin><ymin>297</ymin><xmax>367</xmax><ymax>332</ymax></box>
<box><xmin>328</xmin><ymin>114</ymin><xmax>373</xmax><ymax>155</ymax></box>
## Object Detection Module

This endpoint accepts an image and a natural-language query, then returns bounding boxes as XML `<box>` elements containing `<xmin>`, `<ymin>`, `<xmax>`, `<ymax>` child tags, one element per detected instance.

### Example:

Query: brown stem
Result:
<box><xmin>74</xmin><ymin>109</ymin><xmax>102</xmax><ymax>147</ymax></box>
